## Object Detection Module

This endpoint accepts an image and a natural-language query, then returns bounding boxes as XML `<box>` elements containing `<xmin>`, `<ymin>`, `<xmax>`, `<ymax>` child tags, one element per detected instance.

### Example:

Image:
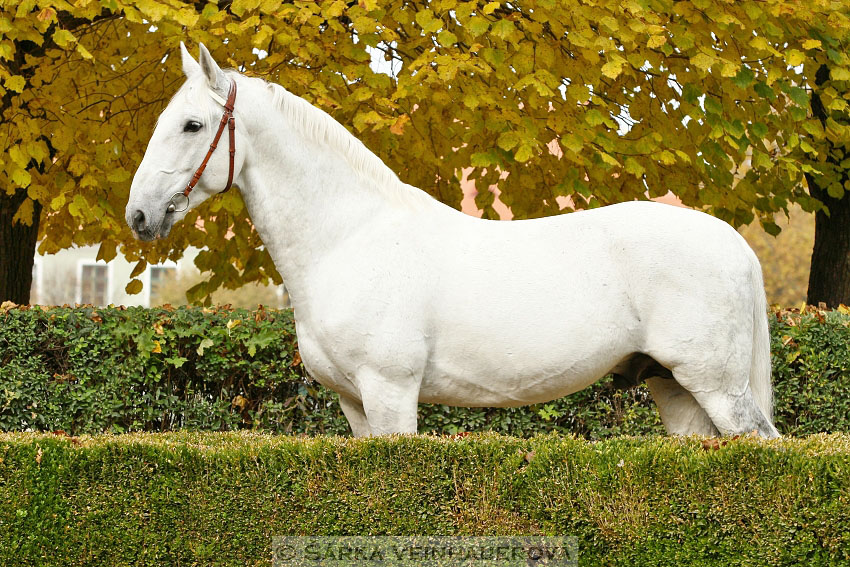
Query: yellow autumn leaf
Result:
<box><xmin>13</xmin><ymin>198</ymin><xmax>34</xmax><ymax>225</ymax></box>
<box><xmin>647</xmin><ymin>35</ymin><xmax>667</xmax><ymax>49</ymax></box>
<box><xmin>130</xmin><ymin>260</ymin><xmax>147</xmax><ymax>279</ymax></box>
<box><xmin>785</xmin><ymin>49</ymin><xmax>805</xmax><ymax>67</ymax></box>
<box><xmin>482</xmin><ymin>2</ymin><xmax>500</xmax><ymax>15</ymax></box>
<box><xmin>52</xmin><ymin>29</ymin><xmax>76</xmax><ymax>48</ymax></box>
<box><xmin>125</xmin><ymin>279</ymin><xmax>143</xmax><ymax>295</ymax></box>
<box><xmin>831</xmin><ymin>67</ymin><xmax>850</xmax><ymax>81</ymax></box>
<box><xmin>36</xmin><ymin>7</ymin><xmax>56</xmax><ymax>22</ymax></box>
<box><xmin>4</xmin><ymin>75</ymin><xmax>24</xmax><ymax>92</ymax></box>
<box><xmin>601</xmin><ymin>59</ymin><xmax>624</xmax><ymax>79</ymax></box>
<box><xmin>690</xmin><ymin>52</ymin><xmax>714</xmax><ymax>72</ymax></box>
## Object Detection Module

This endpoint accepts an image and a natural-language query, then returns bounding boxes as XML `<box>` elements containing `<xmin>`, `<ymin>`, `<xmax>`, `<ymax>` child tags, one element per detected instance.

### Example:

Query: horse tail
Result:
<box><xmin>748</xmin><ymin>252</ymin><xmax>773</xmax><ymax>421</ymax></box>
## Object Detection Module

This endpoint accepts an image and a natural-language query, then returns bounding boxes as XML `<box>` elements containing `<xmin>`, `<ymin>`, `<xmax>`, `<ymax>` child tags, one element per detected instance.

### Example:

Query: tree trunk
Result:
<box><xmin>0</xmin><ymin>190</ymin><xmax>41</xmax><ymax>305</ymax></box>
<box><xmin>806</xmin><ymin>64</ymin><xmax>850</xmax><ymax>308</ymax></box>
<box><xmin>806</xmin><ymin>183</ymin><xmax>850</xmax><ymax>307</ymax></box>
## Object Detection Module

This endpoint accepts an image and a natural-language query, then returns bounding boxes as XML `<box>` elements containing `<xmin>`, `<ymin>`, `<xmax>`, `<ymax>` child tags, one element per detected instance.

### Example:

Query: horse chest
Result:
<box><xmin>293</xmin><ymin>314</ymin><xmax>425</xmax><ymax>399</ymax></box>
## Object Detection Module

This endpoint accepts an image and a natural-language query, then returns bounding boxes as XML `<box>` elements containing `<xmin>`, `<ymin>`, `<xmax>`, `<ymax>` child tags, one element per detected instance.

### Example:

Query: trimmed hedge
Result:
<box><xmin>0</xmin><ymin>432</ymin><xmax>848</xmax><ymax>566</ymax></box>
<box><xmin>1</xmin><ymin>304</ymin><xmax>850</xmax><ymax>436</ymax></box>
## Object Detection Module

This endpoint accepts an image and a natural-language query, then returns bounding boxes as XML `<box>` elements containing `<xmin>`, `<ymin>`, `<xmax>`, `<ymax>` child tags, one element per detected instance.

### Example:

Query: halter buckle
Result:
<box><xmin>166</xmin><ymin>192</ymin><xmax>190</xmax><ymax>214</ymax></box>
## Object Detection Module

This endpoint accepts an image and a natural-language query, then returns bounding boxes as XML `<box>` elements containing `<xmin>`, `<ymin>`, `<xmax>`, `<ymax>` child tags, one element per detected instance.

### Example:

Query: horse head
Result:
<box><xmin>126</xmin><ymin>43</ymin><xmax>245</xmax><ymax>241</ymax></box>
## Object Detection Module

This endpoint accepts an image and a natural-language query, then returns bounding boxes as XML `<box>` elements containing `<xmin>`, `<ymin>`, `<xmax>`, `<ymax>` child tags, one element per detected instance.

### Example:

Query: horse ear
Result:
<box><xmin>180</xmin><ymin>42</ymin><xmax>200</xmax><ymax>77</ymax></box>
<box><xmin>198</xmin><ymin>43</ymin><xmax>229</xmax><ymax>96</ymax></box>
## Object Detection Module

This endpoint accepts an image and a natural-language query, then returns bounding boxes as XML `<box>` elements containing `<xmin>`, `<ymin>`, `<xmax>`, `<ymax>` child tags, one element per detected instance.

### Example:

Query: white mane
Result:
<box><xmin>255</xmin><ymin>76</ymin><xmax>434</xmax><ymax>208</ymax></box>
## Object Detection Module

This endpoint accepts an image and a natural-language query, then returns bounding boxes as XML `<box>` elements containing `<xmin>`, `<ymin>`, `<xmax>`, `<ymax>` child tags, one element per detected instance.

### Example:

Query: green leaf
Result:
<box><xmin>727</xmin><ymin>119</ymin><xmax>745</xmax><ymax>138</ymax></box>
<box><xmin>585</xmin><ymin>109</ymin><xmax>605</xmax><ymax>126</ymax></box>
<box><xmin>802</xmin><ymin>120</ymin><xmax>824</xmax><ymax>139</ymax></box>
<box><xmin>750</xmin><ymin>122</ymin><xmax>769</xmax><ymax>139</ymax></box>
<box><xmin>562</xmin><ymin>134</ymin><xmax>583</xmax><ymax>154</ymax></box>
<box><xmin>107</xmin><ymin>168</ymin><xmax>131</xmax><ymax>183</ymax></box>
<box><xmin>682</xmin><ymin>83</ymin><xmax>702</xmax><ymax>105</ymax></box>
<box><xmin>165</xmin><ymin>356</ymin><xmax>188</xmax><ymax>368</ymax></box>
<box><xmin>762</xmin><ymin>220</ymin><xmax>781</xmax><ymax>236</ymax></box>
<box><xmin>754</xmin><ymin>81</ymin><xmax>775</xmax><ymax>100</ymax></box>
<box><xmin>789</xmin><ymin>87</ymin><xmax>809</xmax><ymax>108</ymax></box>
<box><xmin>733</xmin><ymin>66</ymin><xmax>755</xmax><ymax>89</ymax></box>
<box><xmin>704</xmin><ymin>96</ymin><xmax>723</xmax><ymax>115</ymax></box>
<box><xmin>599</xmin><ymin>152</ymin><xmax>620</xmax><ymax>167</ymax></box>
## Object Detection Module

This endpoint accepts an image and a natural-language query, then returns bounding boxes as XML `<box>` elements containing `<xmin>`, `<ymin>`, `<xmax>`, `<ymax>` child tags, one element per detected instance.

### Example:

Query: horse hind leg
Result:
<box><xmin>645</xmin><ymin>377</ymin><xmax>718</xmax><ymax>436</ymax></box>
<box><xmin>666</xmin><ymin>359</ymin><xmax>780</xmax><ymax>439</ymax></box>
<box><xmin>614</xmin><ymin>354</ymin><xmax>717</xmax><ymax>436</ymax></box>
<box><xmin>684</xmin><ymin>384</ymin><xmax>779</xmax><ymax>438</ymax></box>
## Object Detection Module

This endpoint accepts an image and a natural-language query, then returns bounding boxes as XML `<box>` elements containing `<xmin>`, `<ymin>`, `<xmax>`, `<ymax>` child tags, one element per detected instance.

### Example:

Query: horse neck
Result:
<box><xmin>234</xmin><ymin>79</ymin><xmax>416</xmax><ymax>306</ymax></box>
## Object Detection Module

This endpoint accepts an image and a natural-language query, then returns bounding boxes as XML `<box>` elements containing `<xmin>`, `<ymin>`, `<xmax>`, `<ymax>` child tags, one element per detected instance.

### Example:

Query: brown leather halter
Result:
<box><xmin>166</xmin><ymin>77</ymin><xmax>237</xmax><ymax>213</ymax></box>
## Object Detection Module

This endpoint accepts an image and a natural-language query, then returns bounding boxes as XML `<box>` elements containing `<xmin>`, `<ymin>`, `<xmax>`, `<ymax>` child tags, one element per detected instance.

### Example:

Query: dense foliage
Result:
<box><xmin>1</xmin><ymin>432</ymin><xmax>848</xmax><ymax>566</ymax></box>
<box><xmin>2</xmin><ymin>304</ymin><xmax>849</xmax><ymax>437</ymax></box>
<box><xmin>3</xmin><ymin>1</ymin><xmax>850</xmax><ymax>303</ymax></box>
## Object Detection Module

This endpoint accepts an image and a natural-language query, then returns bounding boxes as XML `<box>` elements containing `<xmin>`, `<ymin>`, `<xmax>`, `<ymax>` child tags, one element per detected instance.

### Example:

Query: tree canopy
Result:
<box><xmin>2</xmin><ymin>0</ymin><xmax>850</xmax><ymax>303</ymax></box>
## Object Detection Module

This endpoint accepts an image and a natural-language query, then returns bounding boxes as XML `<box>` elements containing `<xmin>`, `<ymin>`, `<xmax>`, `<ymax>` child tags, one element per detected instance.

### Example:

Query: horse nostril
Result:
<box><xmin>133</xmin><ymin>210</ymin><xmax>146</xmax><ymax>232</ymax></box>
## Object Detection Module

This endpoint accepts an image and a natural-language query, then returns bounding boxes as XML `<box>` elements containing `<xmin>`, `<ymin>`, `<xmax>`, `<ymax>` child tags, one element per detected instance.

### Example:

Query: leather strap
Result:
<box><xmin>183</xmin><ymin>78</ymin><xmax>237</xmax><ymax>198</ymax></box>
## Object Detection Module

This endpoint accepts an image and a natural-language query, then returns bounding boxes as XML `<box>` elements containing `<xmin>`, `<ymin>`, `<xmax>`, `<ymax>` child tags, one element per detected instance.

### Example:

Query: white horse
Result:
<box><xmin>127</xmin><ymin>44</ymin><xmax>780</xmax><ymax>438</ymax></box>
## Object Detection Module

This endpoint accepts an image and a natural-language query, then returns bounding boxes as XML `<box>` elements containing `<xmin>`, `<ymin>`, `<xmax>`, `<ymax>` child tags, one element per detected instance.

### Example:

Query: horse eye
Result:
<box><xmin>183</xmin><ymin>120</ymin><xmax>202</xmax><ymax>133</ymax></box>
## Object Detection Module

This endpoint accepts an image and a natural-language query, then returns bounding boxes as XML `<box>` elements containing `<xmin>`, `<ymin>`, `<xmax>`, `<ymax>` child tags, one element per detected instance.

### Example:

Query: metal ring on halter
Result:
<box><xmin>166</xmin><ymin>192</ymin><xmax>190</xmax><ymax>214</ymax></box>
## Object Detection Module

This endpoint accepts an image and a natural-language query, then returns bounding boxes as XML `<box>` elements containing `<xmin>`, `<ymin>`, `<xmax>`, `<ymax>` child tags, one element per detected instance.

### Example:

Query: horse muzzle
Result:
<box><xmin>127</xmin><ymin>207</ymin><xmax>173</xmax><ymax>241</ymax></box>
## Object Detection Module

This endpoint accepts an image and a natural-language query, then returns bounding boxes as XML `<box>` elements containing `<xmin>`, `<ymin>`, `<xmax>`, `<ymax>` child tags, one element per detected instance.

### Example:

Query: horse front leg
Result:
<box><xmin>355</xmin><ymin>367</ymin><xmax>421</xmax><ymax>435</ymax></box>
<box><xmin>339</xmin><ymin>395</ymin><xmax>373</xmax><ymax>437</ymax></box>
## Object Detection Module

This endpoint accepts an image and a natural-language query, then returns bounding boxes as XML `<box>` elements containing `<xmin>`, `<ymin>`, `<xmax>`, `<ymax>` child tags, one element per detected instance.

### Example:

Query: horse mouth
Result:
<box><xmin>134</xmin><ymin>228</ymin><xmax>160</xmax><ymax>242</ymax></box>
<box><xmin>133</xmin><ymin>216</ymin><xmax>174</xmax><ymax>241</ymax></box>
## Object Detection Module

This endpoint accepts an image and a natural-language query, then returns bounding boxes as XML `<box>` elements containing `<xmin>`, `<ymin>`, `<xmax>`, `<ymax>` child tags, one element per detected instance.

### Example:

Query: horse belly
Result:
<box><xmin>419</xmin><ymin>334</ymin><xmax>627</xmax><ymax>406</ymax></box>
<box><xmin>418</xmin><ymin>288</ymin><xmax>637</xmax><ymax>407</ymax></box>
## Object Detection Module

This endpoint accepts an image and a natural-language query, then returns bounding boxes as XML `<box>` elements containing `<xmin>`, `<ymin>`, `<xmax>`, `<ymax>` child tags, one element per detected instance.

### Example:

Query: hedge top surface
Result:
<box><xmin>2</xmin><ymin>431</ymin><xmax>849</xmax><ymax>456</ymax></box>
